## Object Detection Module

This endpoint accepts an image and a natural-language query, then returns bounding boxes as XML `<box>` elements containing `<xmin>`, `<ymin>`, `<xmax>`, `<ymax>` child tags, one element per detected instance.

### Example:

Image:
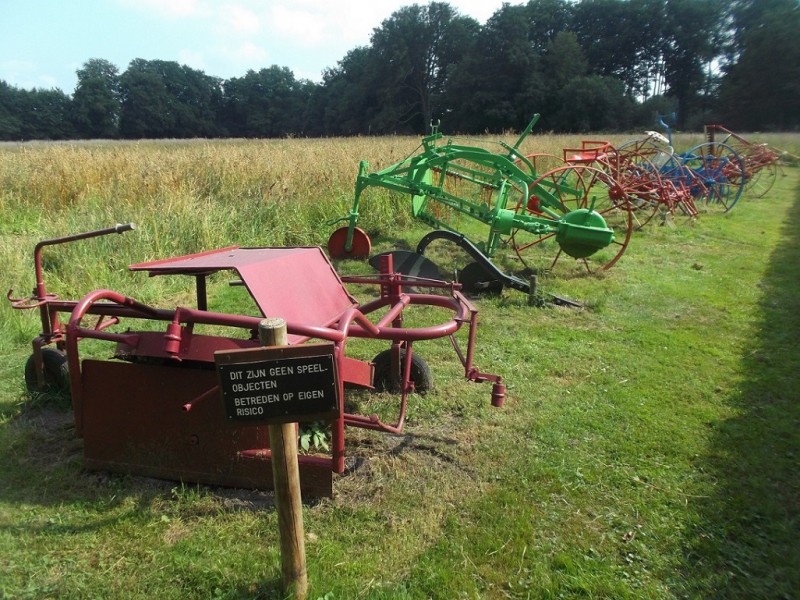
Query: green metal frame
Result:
<box><xmin>333</xmin><ymin>114</ymin><xmax>616</xmax><ymax>261</ymax></box>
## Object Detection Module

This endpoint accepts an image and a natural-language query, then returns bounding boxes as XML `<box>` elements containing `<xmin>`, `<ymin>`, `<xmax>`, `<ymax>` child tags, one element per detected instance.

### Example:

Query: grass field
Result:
<box><xmin>1</xmin><ymin>131</ymin><xmax>798</xmax><ymax>599</ymax></box>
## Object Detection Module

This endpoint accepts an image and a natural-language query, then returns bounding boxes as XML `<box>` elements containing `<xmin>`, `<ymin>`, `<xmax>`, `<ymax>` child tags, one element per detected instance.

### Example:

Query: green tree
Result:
<box><xmin>0</xmin><ymin>81</ymin><xmax>23</xmax><ymax>140</ymax></box>
<box><xmin>542</xmin><ymin>31</ymin><xmax>588</xmax><ymax>91</ymax></box>
<box><xmin>21</xmin><ymin>88</ymin><xmax>76</xmax><ymax>139</ymax></box>
<box><xmin>72</xmin><ymin>58</ymin><xmax>120</xmax><ymax>138</ymax></box>
<box><xmin>119</xmin><ymin>59</ymin><xmax>222</xmax><ymax>138</ymax></box>
<box><xmin>552</xmin><ymin>75</ymin><xmax>633</xmax><ymax>131</ymax></box>
<box><xmin>0</xmin><ymin>82</ymin><xmax>75</xmax><ymax>140</ymax></box>
<box><xmin>525</xmin><ymin>0</ymin><xmax>573</xmax><ymax>53</ymax></box>
<box><xmin>719</xmin><ymin>0</ymin><xmax>800</xmax><ymax>129</ymax></box>
<box><xmin>446</xmin><ymin>3</ymin><xmax>545</xmax><ymax>132</ymax></box>
<box><xmin>660</xmin><ymin>0</ymin><xmax>722</xmax><ymax>126</ymax></box>
<box><xmin>319</xmin><ymin>47</ymin><xmax>382</xmax><ymax>135</ymax></box>
<box><xmin>222</xmin><ymin>66</ymin><xmax>309</xmax><ymax>137</ymax></box>
<box><xmin>368</xmin><ymin>2</ymin><xmax>480</xmax><ymax>133</ymax></box>
<box><xmin>571</xmin><ymin>0</ymin><xmax>666</xmax><ymax>99</ymax></box>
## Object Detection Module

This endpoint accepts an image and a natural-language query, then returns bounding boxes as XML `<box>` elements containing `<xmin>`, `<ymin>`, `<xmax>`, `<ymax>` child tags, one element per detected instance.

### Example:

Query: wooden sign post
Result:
<box><xmin>259</xmin><ymin>317</ymin><xmax>308</xmax><ymax>600</ymax></box>
<box><xmin>215</xmin><ymin>317</ymin><xmax>341</xmax><ymax>599</ymax></box>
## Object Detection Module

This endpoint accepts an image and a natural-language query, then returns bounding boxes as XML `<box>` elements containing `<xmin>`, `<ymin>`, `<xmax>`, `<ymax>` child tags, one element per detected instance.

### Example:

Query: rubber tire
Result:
<box><xmin>372</xmin><ymin>349</ymin><xmax>433</xmax><ymax>394</ymax></box>
<box><xmin>458</xmin><ymin>261</ymin><xmax>504</xmax><ymax>295</ymax></box>
<box><xmin>24</xmin><ymin>348</ymin><xmax>69</xmax><ymax>395</ymax></box>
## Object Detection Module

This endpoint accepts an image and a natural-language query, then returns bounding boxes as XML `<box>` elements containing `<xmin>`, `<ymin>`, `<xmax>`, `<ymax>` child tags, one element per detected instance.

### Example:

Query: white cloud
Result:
<box><xmin>110</xmin><ymin>0</ymin><xmax>513</xmax><ymax>83</ymax></box>
<box><xmin>215</xmin><ymin>41</ymin><xmax>269</xmax><ymax>70</ymax></box>
<box><xmin>178</xmin><ymin>49</ymin><xmax>207</xmax><ymax>72</ymax></box>
<box><xmin>0</xmin><ymin>59</ymin><xmax>61</xmax><ymax>90</ymax></box>
<box><xmin>268</xmin><ymin>4</ymin><xmax>327</xmax><ymax>45</ymax></box>
<box><xmin>235</xmin><ymin>41</ymin><xmax>269</xmax><ymax>61</ymax></box>
<box><xmin>222</xmin><ymin>3</ymin><xmax>261</xmax><ymax>35</ymax></box>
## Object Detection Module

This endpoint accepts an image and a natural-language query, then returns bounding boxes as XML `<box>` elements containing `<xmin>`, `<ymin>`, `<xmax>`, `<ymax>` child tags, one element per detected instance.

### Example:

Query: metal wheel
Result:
<box><xmin>744</xmin><ymin>155</ymin><xmax>779</xmax><ymax>198</ymax></box>
<box><xmin>680</xmin><ymin>142</ymin><xmax>745</xmax><ymax>213</ymax></box>
<box><xmin>710</xmin><ymin>137</ymin><xmax>780</xmax><ymax>200</ymax></box>
<box><xmin>327</xmin><ymin>226</ymin><xmax>371</xmax><ymax>259</ymax></box>
<box><xmin>510</xmin><ymin>165</ymin><xmax>633</xmax><ymax>275</ymax></box>
<box><xmin>617</xmin><ymin>137</ymin><xmax>703</xmax><ymax>224</ymax></box>
<box><xmin>602</xmin><ymin>148</ymin><xmax>665</xmax><ymax>229</ymax></box>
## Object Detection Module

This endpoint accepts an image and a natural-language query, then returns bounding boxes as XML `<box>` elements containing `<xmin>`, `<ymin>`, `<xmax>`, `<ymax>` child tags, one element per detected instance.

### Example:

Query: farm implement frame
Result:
<box><xmin>9</xmin><ymin>224</ymin><xmax>504</xmax><ymax>496</ymax></box>
<box><xmin>328</xmin><ymin>114</ymin><xmax>635</xmax><ymax>288</ymax></box>
<box><xmin>704</xmin><ymin>123</ymin><xmax>789</xmax><ymax>199</ymax></box>
<box><xmin>615</xmin><ymin>114</ymin><xmax>748</xmax><ymax>222</ymax></box>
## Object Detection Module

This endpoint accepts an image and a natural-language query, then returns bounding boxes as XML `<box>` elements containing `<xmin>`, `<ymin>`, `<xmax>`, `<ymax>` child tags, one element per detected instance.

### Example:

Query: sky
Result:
<box><xmin>0</xmin><ymin>0</ymin><xmax>519</xmax><ymax>94</ymax></box>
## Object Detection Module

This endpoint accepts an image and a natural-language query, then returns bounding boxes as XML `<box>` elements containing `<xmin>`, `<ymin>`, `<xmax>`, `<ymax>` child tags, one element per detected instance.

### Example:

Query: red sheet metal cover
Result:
<box><xmin>130</xmin><ymin>247</ymin><xmax>357</xmax><ymax>330</ymax></box>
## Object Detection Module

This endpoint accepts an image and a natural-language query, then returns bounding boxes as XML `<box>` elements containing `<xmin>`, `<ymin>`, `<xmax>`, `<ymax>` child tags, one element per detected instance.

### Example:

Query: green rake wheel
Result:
<box><xmin>510</xmin><ymin>165</ymin><xmax>633</xmax><ymax>275</ymax></box>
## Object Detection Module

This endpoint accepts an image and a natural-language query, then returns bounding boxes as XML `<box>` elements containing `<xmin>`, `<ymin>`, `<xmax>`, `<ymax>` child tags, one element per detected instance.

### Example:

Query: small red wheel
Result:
<box><xmin>327</xmin><ymin>226</ymin><xmax>371</xmax><ymax>259</ymax></box>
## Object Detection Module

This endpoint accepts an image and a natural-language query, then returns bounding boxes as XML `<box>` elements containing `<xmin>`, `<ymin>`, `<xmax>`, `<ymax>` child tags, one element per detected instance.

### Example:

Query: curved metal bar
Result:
<box><xmin>66</xmin><ymin>289</ymin><xmax>159</xmax><ymax>434</ymax></box>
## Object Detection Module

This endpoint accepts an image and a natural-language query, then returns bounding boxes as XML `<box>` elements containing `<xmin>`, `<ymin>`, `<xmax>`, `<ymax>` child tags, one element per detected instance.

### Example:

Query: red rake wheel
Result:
<box><xmin>711</xmin><ymin>137</ymin><xmax>779</xmax><ymax>200</ymax></box>
<box><xmin>597</xmin><ymin>149</ymin><xmax>665</xmax><ymax>230</ymax></box>
<box><xmin>511</xmin><ymin>165</ymin><xmax>633</xmax><ymax>275</ymax></box>
<box><xmin>742</xmin><ymin>147</ymin><xmax>779</xmax><ymax>198</ymax></box>
<box><xmin>618</xmin><ymin>138</ymin><xmax>704</xmax><ymax>224</ymax></box>
<box><xmin>327</xmin><ymin>226</ymin><xmax>371</xmax><ymax>259</ymax></box>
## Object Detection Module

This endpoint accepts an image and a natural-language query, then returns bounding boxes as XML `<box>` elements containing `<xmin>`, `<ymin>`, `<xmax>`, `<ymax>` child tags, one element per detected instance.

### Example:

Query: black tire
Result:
<box><xmin>458</xmin><ymin>262</ymin><xmax>504</xmax><ymax>295</ymax></box>
<box><xmin>24</xmin><ymin>348</ymin><xmax>69</xmax><ymax>395</ymax></box>
<box><xmin>372</xmin><ymin>349</ymin><xmax>433</xmax><ymax>394</ymax></box>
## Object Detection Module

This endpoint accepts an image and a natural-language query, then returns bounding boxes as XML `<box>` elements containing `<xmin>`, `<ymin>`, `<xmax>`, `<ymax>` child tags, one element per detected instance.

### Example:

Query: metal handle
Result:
<box><xmin>115</xmin><ymin>223</ymin><xmax>136</xmax><ymax>234</ymax></box>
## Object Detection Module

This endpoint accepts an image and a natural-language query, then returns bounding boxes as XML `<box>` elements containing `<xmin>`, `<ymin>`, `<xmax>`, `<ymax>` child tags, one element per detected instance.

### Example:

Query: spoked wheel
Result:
<box><xmin>617</xmin><ymin>138</ymin><xmax>704</xmax><ymax>226</ymax></box>
<box><xmin>744</xmin><ymin>154</ymin><xmax>779</xmax><ymax>199</ymax></box>
<box><xmin>327</xmin><ymin>226</ymin><xmax>372</xmax><ymax>259</ymax></box>
<box><xmin>602</xmin><ymin>148</ymin><xmax>666</xmax><ymax>229</ymax></box>
<box><xmin>680</xmin><ymin>142</ymin><xmax>745</xmax><ymax>213</ymax></box>
<box><xmin>714</xmin><ymin>140</ymin><xmax>780</xmax><ymax>200</ymax></box>
<box><xmin>510</xmin><ymin>165</ymin><xmax>633</xmax><ymax>275</ymax></box>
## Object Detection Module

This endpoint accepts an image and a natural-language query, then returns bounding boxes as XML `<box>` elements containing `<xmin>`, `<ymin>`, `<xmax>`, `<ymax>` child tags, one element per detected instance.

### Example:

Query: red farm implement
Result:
<box><xmin>617</xmin><ymin>115</ymin><xmax>748</xmax><ymax>217</ymax></box>
<box><xmin>9</xmin><ymin>224</ymin><xmax>504</xmax><ymax>496</ymax></box>
<box><xmin>704</xmin><ymin>124</ymin><xmax>787</xmax><ymax>199</ymax></box>
<box><xmin>559</xmin><ymin>138</ymin><xmax>699</xmax><ymax>228</ymax></box>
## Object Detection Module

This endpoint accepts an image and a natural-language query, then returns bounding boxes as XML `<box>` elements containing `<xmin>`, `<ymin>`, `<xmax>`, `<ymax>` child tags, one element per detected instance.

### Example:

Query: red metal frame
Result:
<box><xmin>10</xmin><ymin>227</ymin><xmax>504</xmax><ymax>494</ymax></box>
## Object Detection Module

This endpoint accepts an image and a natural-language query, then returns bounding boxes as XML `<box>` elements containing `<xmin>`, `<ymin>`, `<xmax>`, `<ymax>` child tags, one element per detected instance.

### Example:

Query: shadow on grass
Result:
<box><xmin>679</xmin><ymin>187</ymin><xmax>800</xmax><ymax>598</ymax></box>
<box><xmin>0</xmin><ymin>401</ymin><xmax>280</xmax><ymax>515</ymax></box>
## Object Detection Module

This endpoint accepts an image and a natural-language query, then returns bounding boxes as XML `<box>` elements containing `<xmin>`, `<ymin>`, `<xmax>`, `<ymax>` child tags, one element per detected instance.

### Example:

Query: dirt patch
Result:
<box><xmin>331</xmin><ymin>418</ymin><xmax>488</xmax><ymax>509</ymax></box>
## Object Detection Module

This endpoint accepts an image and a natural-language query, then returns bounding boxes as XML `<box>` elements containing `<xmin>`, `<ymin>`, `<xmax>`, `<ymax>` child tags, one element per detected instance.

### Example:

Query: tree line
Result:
<box><xmin>1</xmin><ymin>0</ymin><xmax>797</xmax><ymax>141</ymax></box>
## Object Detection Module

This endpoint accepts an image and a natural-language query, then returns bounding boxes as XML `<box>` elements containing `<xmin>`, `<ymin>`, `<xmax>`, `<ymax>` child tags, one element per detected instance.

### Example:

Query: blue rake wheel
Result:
<box><xmin>679</xmin><ymin>142</ymin><xmax>745</xmax><ymax>214</ymax></box>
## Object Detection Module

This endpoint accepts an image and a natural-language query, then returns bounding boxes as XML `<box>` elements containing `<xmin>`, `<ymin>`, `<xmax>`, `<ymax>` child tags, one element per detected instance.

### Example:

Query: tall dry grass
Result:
<box><xmin>2</xmin><ymin>130</ymin><xmax>797</xmax><ymax>217</ymax></box>
<box><xmin>2</xmin><ymin>129</ymin><xmax>798</xmax><ymax>344</ymax></box>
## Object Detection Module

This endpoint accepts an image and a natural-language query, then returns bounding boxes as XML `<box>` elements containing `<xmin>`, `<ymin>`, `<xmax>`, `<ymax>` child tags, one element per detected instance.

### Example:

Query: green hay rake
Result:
<box><xmin>327</xmin><ymin>115</ymin><xmax>633</xmax><ymax>291</ymax></box>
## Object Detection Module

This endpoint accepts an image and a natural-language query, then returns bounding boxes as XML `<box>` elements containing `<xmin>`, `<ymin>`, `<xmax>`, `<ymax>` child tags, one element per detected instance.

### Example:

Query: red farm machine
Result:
<box><xmin>9</xmin><ymin>224</ymin><xmax>504</xmax><ymax>496</ymax></box>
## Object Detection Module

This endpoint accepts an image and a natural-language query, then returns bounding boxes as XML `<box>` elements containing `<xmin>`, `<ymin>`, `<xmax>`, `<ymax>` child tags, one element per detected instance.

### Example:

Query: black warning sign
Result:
<box><xmin>215</xmin><ymin>344</ymin><xmax>338</xmax><ymax>425</ymax></box>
